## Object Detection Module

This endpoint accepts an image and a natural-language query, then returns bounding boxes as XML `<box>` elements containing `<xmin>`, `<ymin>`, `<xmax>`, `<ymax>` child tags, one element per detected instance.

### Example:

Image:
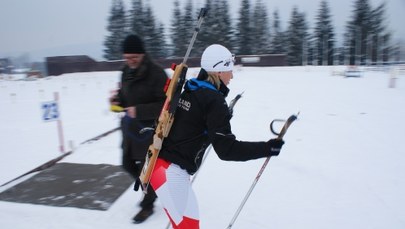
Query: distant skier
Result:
<box><xmin>109</xmin><ymin>34</ymin><xmax>168</xmax><ymax>223</ymax></box>
<box><xmin>149</xmin><ymin>44</ymin><xmax>285</xmax><ymax>228</ymax></box>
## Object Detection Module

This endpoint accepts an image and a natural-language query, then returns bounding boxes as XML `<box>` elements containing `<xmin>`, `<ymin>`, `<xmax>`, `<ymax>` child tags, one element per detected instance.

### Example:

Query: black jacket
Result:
<box><xmin>159</xmin><ymin>73</ymin><xmax>274</xmax><ymax>174</ymax></box>
<box><xmin>117</xmin><ymin>55</ymin><xmax>168</xmax><ymax>160</ymax></box>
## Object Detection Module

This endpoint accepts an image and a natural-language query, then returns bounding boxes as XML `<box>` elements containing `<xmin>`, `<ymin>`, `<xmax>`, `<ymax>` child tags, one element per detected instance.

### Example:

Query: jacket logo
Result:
<box><xmin>178</xmin><ymin>98</ymin><xmax>191</xmax><ymax>111</ymax></box>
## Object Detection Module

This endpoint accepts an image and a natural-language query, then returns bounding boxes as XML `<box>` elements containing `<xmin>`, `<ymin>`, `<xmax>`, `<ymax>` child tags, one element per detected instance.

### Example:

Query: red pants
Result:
<box><xmin>150</xmin><ymin>158</ymin><xmax>200</xmax><ymax>229</ymax></box>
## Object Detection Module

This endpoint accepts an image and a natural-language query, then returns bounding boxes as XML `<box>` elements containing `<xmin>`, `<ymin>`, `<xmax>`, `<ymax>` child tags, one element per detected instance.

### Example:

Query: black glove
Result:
<box><xmin>267</xmin><ymin>138</ymin><xmax>285</xmax><ymax>156</ymax></box>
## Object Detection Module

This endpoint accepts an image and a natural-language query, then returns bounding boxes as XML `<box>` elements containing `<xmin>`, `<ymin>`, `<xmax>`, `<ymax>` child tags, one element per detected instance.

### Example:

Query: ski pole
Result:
<box><xmin>228</xmin><ymin>92</ymin><xmax>244</xmax><ymax>117</ymax></box>
<box><xmin>226</xmin><ymin>113</ymin><xmax>298</xmax><ymax>229</ymax></box>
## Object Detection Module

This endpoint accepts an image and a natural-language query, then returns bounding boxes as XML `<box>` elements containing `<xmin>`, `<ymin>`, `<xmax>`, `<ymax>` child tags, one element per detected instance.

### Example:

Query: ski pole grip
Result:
<box><xmin>277</xmin><ymin>114</ymin><xmax>298</xmax><ymax>139</ymax></box>
<box><xmin>270</xmin><ymin>119</ymin><xmax>284</xmax><ymax>136</ymax></box>
<box><xmin>198</xmin><ymin>8</ymin><xmax>208</xmax><ymax>19</ymax></box>
<box><xmin>270</xmin><ymin>113</ymin><xmax>299</xmax><ymax>139</ymax></box>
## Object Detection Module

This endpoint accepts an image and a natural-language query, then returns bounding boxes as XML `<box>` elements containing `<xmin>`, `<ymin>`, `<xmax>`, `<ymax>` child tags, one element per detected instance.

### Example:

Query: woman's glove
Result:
<box><xmin>267</xmin><ymin>138</ymin><xmax>285</xmax><ymax>156</ymax></box>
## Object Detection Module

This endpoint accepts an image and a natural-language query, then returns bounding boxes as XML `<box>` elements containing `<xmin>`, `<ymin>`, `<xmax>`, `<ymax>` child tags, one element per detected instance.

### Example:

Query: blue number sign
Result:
<box><xmin>41</xmin><ymin>101</ymin><xmax>59</xmax><ymax>121</ymax></box>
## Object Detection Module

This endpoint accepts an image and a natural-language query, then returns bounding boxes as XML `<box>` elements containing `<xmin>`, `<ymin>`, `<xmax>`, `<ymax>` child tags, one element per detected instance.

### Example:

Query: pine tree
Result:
<box><xmin>170</xmin><ymin>0</ymin><xmax>184</xmax><ymax>57</ymax></box>
<box><xmin>380</xmin><ymin>29</ymin><xmax>392</xmax><ymax>63</ymax></box>
<box><xmin>129</xmin><ymin>0</ymin><xmax>167</xmax><ymax>58</ymax></box>
<box><xmin>236</xmin><ymin>0</ymin><xmax>253</xmax><ymax>55</ymax></box>
<box><xmin>154</xmin><ymin>22</ymin><xmax>168</xmax><ymax>58</ymax></box>
<box><xmin>142</xmin><ymin>4</ymin><xmax>155</xmax><ymax>52</ymax></box>
<box><xmin>130</xmin><ymin>0</ymin><xmax>145</xmax><ymax>37</ymax></box>
<box><xmin>170</xmin><ymin>0</ymin><xmax>195</xmax><ymax>57</ymax></box>
<box><xmin>182</xmin><ymin>0</ymin><xmax>196</xmax><ymax>55</ymax></box>
<box><xmin>344</xmin><ymin>0</ymin><xmax>372</xmax><ymax>65</ymax></box>
<box><xmin>314</xmin><ymin>0</ymin><xmax>335</xmax><ymax>65</ymax></box>
<box><xmin>270</xmin><ymin>10</ymin><xmax>286</xmax><ymax>54</ymax></box>
<box><xmin>343</xmin><ymin>24</ymin><xmax>355</xmax><ymax>65</ymax></box>
<box><xmin>143</xmin><ymin>4</ymin><xmax>167</xmax><ymax>59</ymax></box>
<box><xmin>251</xmin><ymin>0</ymin><xmax>271</xmax><ymax>54</ymax></box>
<box><xmin>306</xmin><ymin>36</ymin><xmax>316</xmax><ymax>65</ymax></box>
<box><xmin>369</xmin><ymin>2</ymin><xmax>391</xmax><ymax>64</ymax></box>
<box><xmin>193</xmin><ymin>0</ymin><xmax>234</xmax><ymax>56</ymax></box>
<box><xmin>103</xmin><ymin>0</ymin><xmax>127</xmax><ymax>60</ymax></box>
<box><xmin>217</xmin><ymin>0</ymin><xmax>235</xmax><ymax>51</ymax></box>
<box><xmin>212</xmin><ymin>0</ymin><xmax>234</xmax><ymax>52</ymax></box>
<box><xmin>286</xmin><ymin>7</ymin><xmax>308</xmax><ymax>66</ymax></box>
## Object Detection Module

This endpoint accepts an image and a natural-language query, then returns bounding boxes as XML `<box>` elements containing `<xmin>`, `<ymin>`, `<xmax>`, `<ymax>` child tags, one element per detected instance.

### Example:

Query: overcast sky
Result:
<box><xmin>0</xmin><ymin>0</ymin><xmax>403</xmax><ymax>62</ymax></box>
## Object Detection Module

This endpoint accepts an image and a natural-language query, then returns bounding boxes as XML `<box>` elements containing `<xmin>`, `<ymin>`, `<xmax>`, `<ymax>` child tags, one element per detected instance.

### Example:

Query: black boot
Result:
<box><xmin>132</xmin><ymin>184</ymin><xmax>157</xmax><ymax>223</ymax></box>
<box><xmin>132</xmin><ymin>207</ymin><xmax>154</xmax><ymax>224</ymax></box>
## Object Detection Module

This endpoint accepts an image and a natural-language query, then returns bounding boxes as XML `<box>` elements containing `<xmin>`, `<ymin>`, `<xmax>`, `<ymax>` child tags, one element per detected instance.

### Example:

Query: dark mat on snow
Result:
<box><xmin>0</xmin><ymin>163</ymin><xmax>133</xmax><ymax>211</ymax></box>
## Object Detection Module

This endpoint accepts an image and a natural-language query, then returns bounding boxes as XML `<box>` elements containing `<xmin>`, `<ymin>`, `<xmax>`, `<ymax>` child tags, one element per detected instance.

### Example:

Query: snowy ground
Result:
<box><xmin>0</xmin><ymin>66</ymin><xmax>404</xmax><ymax>229</ymax></box>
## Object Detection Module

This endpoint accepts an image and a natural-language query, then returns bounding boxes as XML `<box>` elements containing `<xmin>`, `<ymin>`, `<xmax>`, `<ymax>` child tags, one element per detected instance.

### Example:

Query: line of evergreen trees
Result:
<box><xmin>104</xmin><ymin>0</ymin><xmax>399</xmax><ymax>66</ymax></box>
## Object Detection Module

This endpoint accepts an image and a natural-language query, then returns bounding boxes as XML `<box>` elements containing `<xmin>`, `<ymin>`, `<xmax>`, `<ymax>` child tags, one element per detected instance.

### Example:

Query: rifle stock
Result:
<box><xmin>139</xmin><ymin>63</ymin><xmax>188</xmax><ymax>191</ymax></box>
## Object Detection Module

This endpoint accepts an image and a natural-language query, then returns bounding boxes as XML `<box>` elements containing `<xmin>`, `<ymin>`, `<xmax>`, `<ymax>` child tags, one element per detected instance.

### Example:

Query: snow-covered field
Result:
<box><xmin>0</xmin><ymin>66</ymin><xmax>404</xmax><ymax>229</ymax></box>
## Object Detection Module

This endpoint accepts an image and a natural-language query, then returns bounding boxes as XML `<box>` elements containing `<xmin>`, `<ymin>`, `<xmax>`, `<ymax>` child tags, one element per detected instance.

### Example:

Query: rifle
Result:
<box><xmin>139</xmin><ymin>8</ymin><xmax>208</xmax><ymax>192</ymax></box>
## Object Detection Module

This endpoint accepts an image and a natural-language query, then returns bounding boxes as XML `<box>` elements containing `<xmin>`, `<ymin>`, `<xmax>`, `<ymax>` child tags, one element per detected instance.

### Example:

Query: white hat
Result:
<box><xmin>201</xmin><ymin>44</ymin><xmax>234</xmax><ymax>72</ymax></box>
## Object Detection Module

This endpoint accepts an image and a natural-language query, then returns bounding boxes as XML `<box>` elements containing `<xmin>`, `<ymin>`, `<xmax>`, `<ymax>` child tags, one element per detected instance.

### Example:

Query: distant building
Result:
<box><xmin>46</xmin><ymin>55</ymin><xmax>97</xmax><ymax>76</ymax></box>
<box><xmin>46</xmin><ymin>55</ymin><xmax>124</xmax><ymax>76</ymax></box>
<box><xmin>236</xmin><ymin>54</ymin><xmax>286</xmax><ymax>67</ymax></box>
<box><xmin>46</xmin><ymin>54</ymin><xmax>287</xmax><ymax>76</ymax></box>
<box><xmin>0</xmin><ymin>58</ymin><xmax>12</xmax><ymax>74</ymax></box>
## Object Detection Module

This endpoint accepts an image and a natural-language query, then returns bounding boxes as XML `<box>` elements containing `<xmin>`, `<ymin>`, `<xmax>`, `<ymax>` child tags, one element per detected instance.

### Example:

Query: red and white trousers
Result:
<box><xmin>150</xmin><ymin>158</ymin><xmax>200</xmax><ymax>229</ymax></box>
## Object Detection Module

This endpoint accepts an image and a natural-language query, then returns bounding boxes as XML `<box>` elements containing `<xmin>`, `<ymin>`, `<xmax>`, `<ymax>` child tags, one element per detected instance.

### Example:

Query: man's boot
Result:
<box><xmin>132</xmin><ymin>207</ymin><xmax>154</xmax><ymax>224</ymax></box>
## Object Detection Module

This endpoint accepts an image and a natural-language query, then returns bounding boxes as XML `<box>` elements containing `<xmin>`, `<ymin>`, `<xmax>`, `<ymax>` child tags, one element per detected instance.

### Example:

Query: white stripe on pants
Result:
<box><xmin>150</xmin><ymin>158</ymin><xmax>199</xmax><ymax>228</ymax></box>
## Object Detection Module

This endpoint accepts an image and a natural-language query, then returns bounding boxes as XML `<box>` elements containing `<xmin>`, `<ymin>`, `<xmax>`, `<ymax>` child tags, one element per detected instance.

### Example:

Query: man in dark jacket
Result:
<box><xmin>110</xmin><ymin>34</ymin><xmax>168</xmax><ymax>223</ymax></box>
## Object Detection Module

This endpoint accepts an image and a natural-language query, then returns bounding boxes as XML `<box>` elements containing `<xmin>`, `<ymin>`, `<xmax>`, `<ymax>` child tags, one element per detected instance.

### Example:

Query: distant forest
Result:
<box><xmin>104</xmin><ymin>0</ymin><xmax>401</xmax><ymax>66</ymax></box>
